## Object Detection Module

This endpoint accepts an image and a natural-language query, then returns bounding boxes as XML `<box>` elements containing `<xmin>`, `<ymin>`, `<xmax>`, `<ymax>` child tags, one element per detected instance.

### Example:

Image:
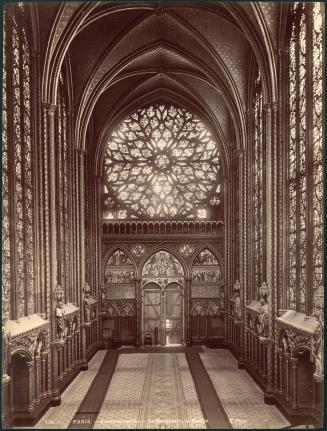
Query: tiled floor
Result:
<box><xmin>94</xmin><ymin>352</ymin><xmax>206</xmax><ymax>429</ymax></box>
<box><xmin>200</xmin><ymin>349</ymin><xmax>290</xmax><ymax>429</ymax></box>
<box><xmin>32</xmin><ymin>349</ymin><xmax>290</xmax><ymax>430</ymax></box>
<box><xmin>34</xmin><ymin>351</ymin><xmax>107</xmax><ymax>429</ymax></box>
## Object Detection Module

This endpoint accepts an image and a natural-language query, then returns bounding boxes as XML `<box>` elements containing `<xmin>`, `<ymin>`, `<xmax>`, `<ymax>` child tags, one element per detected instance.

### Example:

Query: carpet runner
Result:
<box><xmin>186</xmin><ymin>349</ymin><xmax>231</xmax><ymax>429</ymax></box>
<box><xmin>68</xmin><ymin>350</ymin><xmax>119</xmax><ymax>428</ymax></box>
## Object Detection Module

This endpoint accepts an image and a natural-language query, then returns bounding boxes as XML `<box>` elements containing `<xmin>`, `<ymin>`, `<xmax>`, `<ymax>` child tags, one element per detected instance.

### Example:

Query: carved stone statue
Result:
<box><xmin>84</xmin><ymin>295</ymin><xmax>91</xmax><ymax>323</ymax></box>
<box><xmin>312</xmin><ymin>285</ymin><xmax>324</xmax><ymax>381</ymax></box>
<box><xmin>83</xmin><ymin>283</ymin><xmax>92</xmax><ymax>323</ymax></box>
<box><xmin>257</xmin><ymin>298</ymin><xmax>269</xmax><ymax>337</ymax></box>
<box><xmin>56</xmin><ymin>301</ymin><xmax>65</xmax><ymax>340</ymax></box>
<box><xmin>282</xmin><ymin>335</ymin><xmax>288</xmax><ymax>353</ymax></box>
<box><xmin>234</xmin><ymin>295</ymin><xmax>242</xmax><ymax>321</ymax></box>
<box><xmin>312</xmin><ymin>313</ymin><xmax>323</xmax><ymax>380</ymax></box>
<box><xmin>232</xmin><ymin>280</ymin><xmax>242</xmax><ymax>321</ymax></box>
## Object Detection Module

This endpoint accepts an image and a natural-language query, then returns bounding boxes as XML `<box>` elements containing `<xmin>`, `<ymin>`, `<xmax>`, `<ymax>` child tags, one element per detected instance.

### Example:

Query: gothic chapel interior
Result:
<box><xmin>1</xmin><ymin>1</ymin><xmax>324</xmax><ymax>429</ymax></box>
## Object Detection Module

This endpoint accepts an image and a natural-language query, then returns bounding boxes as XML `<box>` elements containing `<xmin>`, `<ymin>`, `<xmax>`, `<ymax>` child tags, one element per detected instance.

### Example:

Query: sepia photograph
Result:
<box><xmin>1</xmin><ymin>1</ymin><xmax>324</xmax><ymax>429</ymax></box>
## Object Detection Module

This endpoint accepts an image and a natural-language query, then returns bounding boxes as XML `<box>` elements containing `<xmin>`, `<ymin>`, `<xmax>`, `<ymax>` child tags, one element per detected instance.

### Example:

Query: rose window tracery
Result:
<box><xmin>103</xmin><ymin>104</ymin><xmax>222</xmax><ymax>219</ymax></box>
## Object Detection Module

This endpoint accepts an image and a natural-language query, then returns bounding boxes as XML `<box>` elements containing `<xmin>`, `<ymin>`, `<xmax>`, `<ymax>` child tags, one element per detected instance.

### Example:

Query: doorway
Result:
<box><xmin>142</xmin><ymin>282</ymin><xmax>183</xmax><ymax>346</ymax></box>
<box><xmin>141</xmin><ymin>250</ymin><xmax>185</xmax><ymax>346</ymax></box>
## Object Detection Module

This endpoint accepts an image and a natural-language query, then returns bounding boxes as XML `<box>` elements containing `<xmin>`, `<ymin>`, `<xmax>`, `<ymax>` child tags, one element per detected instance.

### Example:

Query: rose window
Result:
<box><xmin>103</xmin><ymin>104</ymin><xmax>222</xmax><ymax>219</ymax></box>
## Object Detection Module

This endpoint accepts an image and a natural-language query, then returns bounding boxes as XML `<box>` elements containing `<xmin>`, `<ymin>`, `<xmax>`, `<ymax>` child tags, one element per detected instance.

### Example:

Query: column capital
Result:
<box><xmin>290</xmin><ymin>357</ymin><xmax>299</xmax><ymax>366</ymax></box>
<box><xmin>246</xmin><ymin>108</ymin><xmax>255</xmax><ymax>118</ymax></box>
<box><xmin>278</xmin><ymin>47</ymin><xmax>289</xmax><ymax>56</ymax></box>
<box><xmin>234</xmin><ymin>148</ymin><xmax>248</xmax><ymax>159</ymax></box>
<box><xmin>42</xmin><ymin>102</ymin><xmax>57</xmax><ymax>116</ymax></box>
<box><xmin>263</xmin><ymin>102</ymin><xmax>278</xmax><ymax>113</ymax></box>
<box><xmin>31</xmin><ymin>49</ymin><xmax>40</xmax><ymax>59</ymax></box>
<box><xmin>74</xmin><ymin>147</ymin><xmax>86</xmax><ymax>156</ymax></box>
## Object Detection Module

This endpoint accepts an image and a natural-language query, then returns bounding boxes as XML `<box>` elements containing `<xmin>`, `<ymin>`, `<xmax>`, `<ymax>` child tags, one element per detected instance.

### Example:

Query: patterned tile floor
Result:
<box><xmin>34</xmin><ymin>351</ymin><xmax>107</xmax><ymax>429</ymax></box>
<box><xmin>94</xmin><ymin>352</ymin><xmax>206</xmax><ymax>429</ymax></box>
<box><xmin>200</xmin><ymin>350</ymin><xmax>290</xmax><ymax>429</ymax></box>
<box><xmin>32</xmin><ymin>349</ymin><xmax>291</xmax><ymax>430</ymax></box>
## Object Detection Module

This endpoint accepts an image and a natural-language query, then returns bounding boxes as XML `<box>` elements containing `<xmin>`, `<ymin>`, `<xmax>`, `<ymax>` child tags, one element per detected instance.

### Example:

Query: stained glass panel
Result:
<box><xmin>253</xmin><ymin>70</ymin><xmax>263</xmax><ymax>289</ymax></box>
<box><xmin>57</xmin><ymin>74</ymin><xmax>71</xmax><ymax>298</ymax></box>
<box><xmin>3</xmin><ymin>5</ymin><xmax>35</xmax><ymax>319</ymax></box>
<box><xmin>287</xmin><ymin>2</ymin><xmax>323</xmax><ymax>313</ymax></box>
<box><xmin>2</xmin><ymin>12</ymin><xmax>11</xmax><ymax>321</ymax></box>
<box><xmin>312</xmin><ymin>2</ymin><xmax>323</xmax><ymax>303</ymax></box>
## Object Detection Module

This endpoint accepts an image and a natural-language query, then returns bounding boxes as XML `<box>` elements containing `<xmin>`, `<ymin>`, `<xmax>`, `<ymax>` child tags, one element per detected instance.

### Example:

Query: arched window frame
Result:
<box><xmin>2</xmin><ymin>3</ymin><xmax>36</xmax><ymax>320</ymax></box>
<box><xmin>286</xmin><ymin>2</ymin><xmax>324</xmax><ymax>314</ymax></box>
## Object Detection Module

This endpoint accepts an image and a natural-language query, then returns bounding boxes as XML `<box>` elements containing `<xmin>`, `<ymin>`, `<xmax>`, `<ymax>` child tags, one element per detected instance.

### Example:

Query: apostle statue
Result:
<box><xmin>257</xmin><ymin>298</ymin><xmax>269</xmax><ymax>337</ymax></box>
<box><xmin>56</xmin><ymin>301</ymin><xmax>66</xmax><ymax>340</ymax></box>
<box><xmin>83</xmin><ymin>283</ymin><xmax>92</xmax><ymax>323</ymax></box>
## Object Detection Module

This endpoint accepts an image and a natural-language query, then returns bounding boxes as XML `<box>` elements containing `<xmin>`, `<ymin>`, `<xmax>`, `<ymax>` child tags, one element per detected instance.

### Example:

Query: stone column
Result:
<box><xmin>67</xmin><ymin>335</ymin><xmax>72</xmax><ymax>372</ymax></box>
<box><xmin>253</xmin><ymin>335</ymin><xmax>257</xmax><ymax>369</ymax></box>
<box><xmin>284</xmin><ymin>353</ymin><xmax>291</xmax><ymax>402</ymax></box>
<box><xmin>135</xmin><ymin>278</ymin><xmax>142</xmax><ymax>346</ymax></box>
<box><xmin>258</xmin><ymin>342</ymin><xmax>262</xmax><ymax>374</ymax></box>
<box><xmin>42</xmin><ymin>103</ymin><xmax>62</xmax><ymax>404</ymax></box>
<box><xmin>26</xmin><ymin>361</ymin><xmax>35</xmax><ymax>412</ymax></box>
<box><xmin>184</xmin><ymin>278</ymin><xmax>191</xmax><ymax>346</ymax></box>
<box><xmin>96</xmin><ymin>177</ymin><xmax>103</xmax><ymax>344</ymax></box>
<box><xmin>264</xmin><ymin>103</ymin><xmax>279</xmax><ymax>394</ymax></box>
<box><xmin>237</xmin><ymin>149</ymin><xmax>248</xmax><ymax>363</ymax></box>
<box><xmin>290</xmin><ymin>357</ymin><xmax>299</xmax><ymax>409</ymax></box>
<box><xmin>41</xmin><ymin>352</ymin><xmax>47</xmax><ymax>395</ymax></box>
<box><xmin>278</xmin><ymin>349</ymin><xmax>283</xmax><ymax>393</ymax></box>
<box><xmin>71</xmin><ymin>333</ymin><xmax>75</xmax><ymax>365</ymax></box>
<box><xmin>34</xmin><ymin>356</ymin><xmax>41</xmax><ymax>404</ymax></box>
<box><xmin>77</xmin><ymin>149</ymin><xmax>88</xmax><ymax>370</ymax></box>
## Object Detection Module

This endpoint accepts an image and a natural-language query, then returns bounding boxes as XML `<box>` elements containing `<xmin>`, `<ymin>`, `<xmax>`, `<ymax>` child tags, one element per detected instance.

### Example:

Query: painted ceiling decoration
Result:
<box><xmin>103</xmin><ymin>104</ymin><xmax>221</xmax><ymax>219</ymax></box>
<box><xmin>40</xmin><ymin>2</ymin><xmax>278</xmax><ymax>161</ymax></box>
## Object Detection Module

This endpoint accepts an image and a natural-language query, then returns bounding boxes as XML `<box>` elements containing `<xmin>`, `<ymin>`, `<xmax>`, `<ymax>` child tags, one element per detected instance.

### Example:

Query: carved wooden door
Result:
<box><xmin>143</xmin><ymin>288</ymin><xmax>162</xmax><ymax>345</ymax></box>
<box><xmin>164</xmin><ymin>289</ymin><xmax>183</xmax><ymax>345</ymax></box>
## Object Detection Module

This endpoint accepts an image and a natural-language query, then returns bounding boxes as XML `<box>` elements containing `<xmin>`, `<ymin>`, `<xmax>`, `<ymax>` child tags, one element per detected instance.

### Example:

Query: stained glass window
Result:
<box><xmin>56</xmin><ymin>71</ymin><xmax>71</xmax><ymax>300</ymax></box>
<box><xmin>287</xmin><ymin>2</ymin><xmax>323</xmax><ymax>313</ymax></box>
<box><xmin>2</xmin><ymin>10</ymin><xmax>11</xmax><ymax>321</ymax></box>
<box><xmin>312</xmin><ymin>2</ymin><xmax>323</xmax><ymax>307</ymax></box>
<box><xmin>2</xmin><ymin>4</ymin><xmax>35</xmax><ymax>319</ymax></box>
<box><xmin>103</xmin><ymin>104</ymin><xmax>221</xmax><ymax>219</ymax></box>
<box><xmin>253</xmin><ymin>69</ymin><xmax>264</xmax><ymax>290</ymax></box>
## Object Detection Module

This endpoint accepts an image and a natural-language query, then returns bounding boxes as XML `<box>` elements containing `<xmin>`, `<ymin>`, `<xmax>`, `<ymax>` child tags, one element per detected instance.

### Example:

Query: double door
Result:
<box><xmin>143</xmin><ymin>285</ymin><xmax>183</xmax><ymax>345</ymax></box>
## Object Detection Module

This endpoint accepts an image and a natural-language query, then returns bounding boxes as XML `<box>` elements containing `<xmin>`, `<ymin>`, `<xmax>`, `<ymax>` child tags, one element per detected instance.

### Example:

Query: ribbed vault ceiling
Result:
<box><xmin>37</xmin><ymin>1</ymin><xmax>280</xmax><ymax>167</ymax></box>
